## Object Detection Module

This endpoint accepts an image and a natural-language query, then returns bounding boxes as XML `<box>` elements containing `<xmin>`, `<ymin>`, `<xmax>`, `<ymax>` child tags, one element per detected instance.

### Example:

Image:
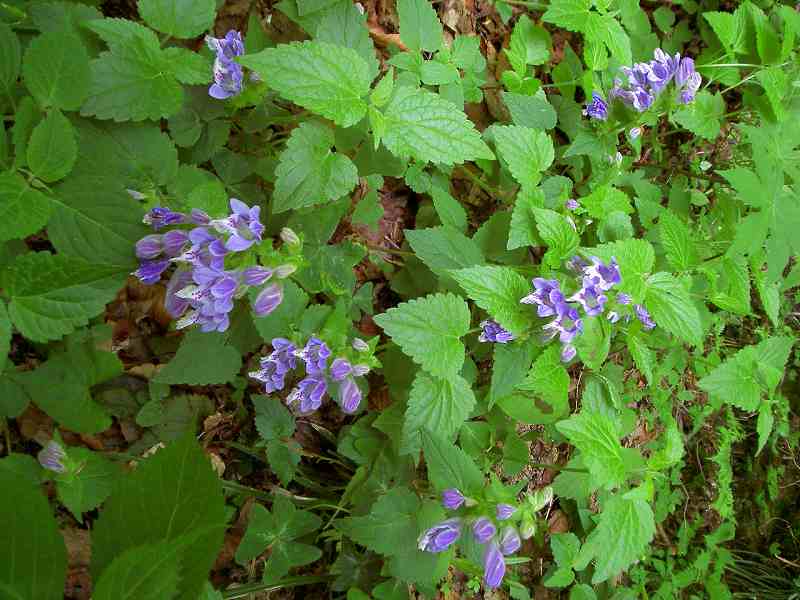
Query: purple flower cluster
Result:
<box><xmin>520</xmin><ymin>256</ymin><xmax>624</xmax><ymax>362</ymax></box>
<box><xmin>206</xmin><ymin>30</ymin><xmax>245</xmax><ymax>99</ymax></box>
<box><xmin>418</xmin><ymin>489</ymin><xmax>522</xmax><ymax>590</ymax></box>
<box><xmin>606</xmin><ymin>48</ymin><xmax>701</xmax><ymax>114</ymax></box>
<box><xmin>583</xmin><ymin>92</ymin><xmax>609</xmax><ymax>121</ymax></box>
<box><xmin>249</xmin><ymin>337</ymin><xmax>370</xmax><ymax>415</ymax></box>
<box><xmin>479</xmin><ymin>320</ymin><xmax>514</xmax><ymax>344</ymax></box>
<box><xmin>133</xmin><ymin>199</ymin><xmax>281</xmax><ymax>333</ymax></box>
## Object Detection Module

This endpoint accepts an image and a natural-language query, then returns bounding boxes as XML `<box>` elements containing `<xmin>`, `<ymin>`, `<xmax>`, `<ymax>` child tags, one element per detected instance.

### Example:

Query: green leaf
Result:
<box><xmin>503</xmin><ymin>91</ymin><xmax>557</xmax><ymax>130</ymax></box>
<box><xmin>588</xmin><ymin>239</ymin><xmax>655</xmax><ymax>302</ymax></box>
<box><xmin>581</xmin><ymin>185</ymin><xmax>632</xmax><ymax>220</ymax></box>
<box><xmin>163</xmin><ymin>48</ymin><xmax>212</xmax><ymax>84</ymax></box>
<box><xmin>658</xmin><ymin>210</ymin><xmax>696</xmax><ymax>271</ymax></box>
<box><xmin>543</xmin><ymin>0</ymin><xmax>591</xmax><ymax>31</ymax></box>
<box><xmin>153</xmin><ymin>330</ymin><xmax>242</xmax><ymax>385</ymax></box>
<box><xmin>401</xmin><ymin>371</ymin><xmax>476</xmax><ymax>455</ymax></box>
<box><xmin>574</xmin><ymin>316</ymin><xmax>610</xmax><ymax>370</ymax></box>
<box><xmin>421</xmin><ymin>429</ymin><xmax>484</xmax><ymax>493</ymax></box>
<box><xmin>508</xmin><ymin>187</ymin><xmax>544</xmax><ymax>250</ymax></box>
<box><xmin>644</xmin><ymin>272</ymin><xmax>702</xmax><ymax>346</ymax></box>
<box><xmin>0</xmin><ymin>469</ymin><xmax>67</xmax><ymax>600</ymax></box>
<box><xmin>22</xmin><ymin>31</ymin><xmax>91</xmax><ymax>110</ymax></box>
<box><xmin>551</xmin><ymin>532</ymin><xmax>581</xmax><ymax>568</ymax></box>
<box><xmin>56</xmin><ymin>447</ymin><xmax>118</xmax><ymax>520</ymax></box>
<box><xmin>315</xmin><ymin>2</ymin><xmax>379</xmax><ymax>80</ymax></box>
<box><xmin>0</xmin><ymin>23</ymin><xmax>21</xmax><ymax>100</ymax></box>
<box><xmin>431</xmin><ymin>187</ymin><xmax>467</xmax><ymax>232</ymax></box>
<box><xmin>451</xmin><ymin>265</ymin><xmax>534</xmax><ymax>336</ymax></box>
<box><xmin>138</xmin><ymin>0</ymin><xmax>216</xmax><ymax>38</ymax></box>
<box><xmin>626</xmin><ymin>332</ymin><xmax>655</xmax><ymax>385</ymax></box>
<box><xmin>92</xmin><ymin>432</ymin><xmax>227</xmax><ymax>600</ymax></box>
<box><xmin>709</xmin><ymin>256</ymin><xmax>751</xmax><ymax>315</ymax></box>
<box><xmin>533</xmin><ymin>207</ymin><xmax>579</xmax><ymax>266</ymax></box>
<box><xmin>27</xmin><ymin>109</ymin><xmax>77</xmax><ymax>182</ymax></box>
<box><xmin>489</xmin><ymin>340</ymin><xmax>537</xmax><ymax>407</ymax></box>
<box><xmin>698</xmin><ymin>337</ymin><xmax>794</xmax><ymax>411</ymax></box>
<box><xmin>252</xmin><ymin>279</ymin><xmax>309</xmax><ymax>341</ymax></box>
<box><xmin>3</xmin><ymin>252</ymin><xmax>125</xmax><ymax>343</ymax></box>
<box><xmin>556</xmin><ymin>411</ymin><xmax>629</xmax><ymax>489</ymax></box>
<box><xmin>92</xmin><ymin>541</ymin><xmax>181</xmax><ymax>600</ymax></box>
<box><xmin>82</xmin><ymin>35</ymin><xmax>183</xmax><ymax>122</ymax></box>
<box><xmin>756</xmin><ymin>402</ymin><xmax>774</xmax><ymax>455</ymax></box>
<box><xmin>405</xmin><ymin>226</ymin><xmax>485</xmax><ymax>278</ymax></box>
<box><xmin>0</xmin><ymin>172</ymin><xmax>52</xmax><ymax>242</ymax></box>
<box><xmin>507</xmin><ymin>15</ymin><xmax>551</xmax><ymax>69</ymax></box>
<box><xmin>576</xmin><ymin>493</ymin><xmax>655</xmax><ymax>583</ymax></box>
<box><xmin>704</xmin><ymin>11</ymin><xmax>745</xmax><ymax>54</ymax></box>
<box><xmin>0</xmin><ymin>302</ymin><xmax>9</xmax><ymax>375</ymax></box>
<box><xmin>397</xmin><ymin>0</ymin><xmax>443</xmax><ymax>52</ymax></box>
<box><xmin>672</xmin><ymin>91</ymin><xmax>725</xmax><ymax>141</ymax></box>
<box><xmin>373</xmin><ymin>293</ymin><xmax>471</xmax><ymax>378</ymax></box>
<box><xmin>240</xmin><ymin>41</ymin><xmax>372</xmax><ymax>127</ymax></box>
<box><xmin>493</xmin><ymin>125</ymin><xmax>554</xmax><ymax>190</ymax></box>
<box><xmin>497</xmin><ymin>345</ymin><xmax>569</xmax><ymax>424</ymax></box>
<box><xmin>273</xmin><ymin>121</ymin><xmax>358</xmax><ymax>213</ymax></box>
<box><xmin>255</xmin><ymin>396</ymin><xmax>296</xmax><ymax>441</ymax></box>
<box><xmin>381</xmin><ymin>86</ymin><xmax>494</xmax><ymax>165</ymax></box>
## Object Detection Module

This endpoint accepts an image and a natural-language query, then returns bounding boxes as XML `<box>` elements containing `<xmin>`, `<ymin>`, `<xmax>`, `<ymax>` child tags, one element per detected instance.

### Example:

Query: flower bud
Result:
<box><xmin>352</xmin><ymin>338</ymin><xmax>369</xmax><ymax>352</ymax></box>
<box><xmin>253</xmin><ymin>283</ymin><xmax>283</xmax><ymax>316</ymax></box>
<box><xmin>242</xmin><ymin>266</ymin><xmax>273</xmax><ymax>286</ymax></box>
<box><xmin>330</xmin><ymin>358</ymin><xmax>352</xmax><ymax>382</ymax></box>
<box><xmin>280</xmin><ymin>227</ymin><xmax>300</xmax><ymax>246</ymax></box>
<box><xmin>519</xmin><ymin>515</ymin><xmax>536</xmax><ymax>540</ymax></box>
<box><xmin>135</xmin><ymin>234</ymin><xmax>163</xmax><ymax>259</ymax></box>
<box><xmin>338</xmin><ymin>377</ymin><xmax>362</xmax><ymax>413</ymax></box>
<box><xmin>482</xmin><ymin>542</ymin><xmax>506</xmax><ymax>589</ymax></box>
<box><xmin>442</xmin><ymin>488</ymin><xmax>465</xmax><ymax>510</ymax></box>
<box><xmin>274</xmin><ymin>264</ymin><xmax>297</xmax><ymax>279</ymax></box>
<box><xmin>498</xmin><ymin>526</ymin><xmax>522</xmax><ymax>555</ymax></box>
<box><xmin>472</xmin><ymin>517</ymin><xmax>496</xmax><ymax>544</ymax></box>
<box><xmin>418</xmin><ymin>518</ymin><xmax>462</xmax><ymax>553</ymax></box>
<box><xmin>495</xmin><ymin>503</ymin><xmax>515</xmax><ymax>521</ymax></box>
<box><xmin>37</xmin><ymin>440</ymin><xmax>67</xmax><ymax>473</ymax></box>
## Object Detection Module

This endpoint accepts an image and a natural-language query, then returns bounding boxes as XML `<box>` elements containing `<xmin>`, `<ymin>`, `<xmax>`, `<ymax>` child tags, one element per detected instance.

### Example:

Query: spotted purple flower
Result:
<box><xmin>133</xmin><ymin>259</ymin><xmax>170</xmax><ymax>284</ymax></box>
<box><xmin>543</xmin><ymin>301</ymin><xmax>583</xmax><ymax>344</ymax></box>
<box><xmin>496</xmin><ymin>504</ymin><xmax>515</xmax><ymax>521</ymax></box>
<box><xmin>472</xmin><ymin>517</ymin><xmax>497</xmax><ymax>544</ymax></box>
<box><xmin>206</xmin><ymin>30</ymin><xmax>244</xmax><ymax>62</ymax></box>
<box><xmin>299</xmin><ymin>337</ymin><xmax>331</xmax><ymax>375</ymax></box>
<box><xmin>498</xmin><ymin>526</ymin><xmax>522</xmax><ymax>555</ymax></box>
<box><xmin>250</xmin><ymin>338</ymin><xmax>298</xmax><ymax>393</ymax></box>
<box><xmin>210</xmin><ymin>198</ymin><xmax>265</xmax><ymax>252</ymax></box>
<box><xmin>582</xmin><ymin>257</ymin><xmax>621</xmax><ymax>291</ymax></box>
<box><xmin>634</xmin><ymin>304</ymin><xmax>656</xmax><ymax>330</ymax></box>
<box><xmin>288</xmin><ymin>374</ymin><xmax>327</xmax><ymax>413</ymax></box>
<box><xmin>568</xmin><ymin>283</ymin><xmax>608</xmax><ymax>317</ymax></box>
<box><xmin>37</xmin><ymin>440</ymin><xmax>67</xmax><ymax>473</ymax></box>
<box><xmin>442</xmin><ymin>488</ymin><xmax>465</xmax><ymax>510</ymax></box>
<box><xmin>479</xmin><ymin>320</ymin><xmax>514</xmax><ymax>344</ymax></box>
<box><xmin>206</xmin><ymin>31</ymin><xmax>245</xmax><ymax>99</ymax></box>
<box><xmin>584</xmin><ymin>92</ymin><xmax>608</xmax><ymax>120</ymax></box>
<box><xmin>418</xmin><ymin>519</ymin><xmax>462</xmax><ymax>553</ymax></box>
<box><xmin>482</xmin><ymin>542</ymin><xmax>506</xmax><ymax>589</ymax></box>
<box><xmin>143</xmin><ymin>207</ymin><xmax>187</xmax><ymax>230</ymax></box>
<box><xmin>520</xmin><ymin>278</ymin><xmax>565</xmax><ymax>318</ymax></box>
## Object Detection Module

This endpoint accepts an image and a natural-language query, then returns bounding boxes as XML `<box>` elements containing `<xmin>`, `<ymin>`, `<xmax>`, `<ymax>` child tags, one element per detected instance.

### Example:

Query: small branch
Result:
<box><xmin>221</xmin><ymin>576</ymin><xmax>335</xmax><ymax>599</ymax></box>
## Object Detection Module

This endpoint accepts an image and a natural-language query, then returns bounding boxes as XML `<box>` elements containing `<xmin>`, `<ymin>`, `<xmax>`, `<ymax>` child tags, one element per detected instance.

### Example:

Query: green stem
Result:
<box><xmin>220</xmin><ymin>575</ymin><xmax>335</xmax><ymax>599</ymax></box>
<box><xmin>500</xmin><ymin>0</ymin><xmax>548</xmax><ymax>8</ymax></box>
<box><xmin>457</xmin><ymin>166</ymin><xmax>501</xmax><ymax>198</ymax></box>
<box><xmin>696</xmin><ymin>63</ymin><xmax>762</xmax><ymax>69</ymax></box>
<box><xmin>365</xmin><ymin>244</ymin><xmax>415</xmax><ymax>257</ymax></box>
<box><xmin>528</xmin><ymin>461</ymin><xmax>588</xmax><ymax>473</ymax></box>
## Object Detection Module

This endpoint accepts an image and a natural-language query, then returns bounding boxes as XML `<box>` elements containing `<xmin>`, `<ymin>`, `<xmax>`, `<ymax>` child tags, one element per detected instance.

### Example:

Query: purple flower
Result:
<box><xmin>442</xmin><ymin>488</ymin><xmax>465</xmax><ymax>510</ymax></box>
<box><xmin>299</xmin><ymin>337</ymin><xmax>331</xmax><ymax>375</ymax></box>
<box><xmin>568</xmin><ymin>283</ymin><xmax>608</xmax><ymax>317</ymax></box>
<box><xmin>249</xmin><ymin>338</ymin><xmax>297</xmax><ymax>393</ymax></box>
<box><xmin>206</xmin><ymin>31</ymin><xmax>245</xmax><ymax>100</ymax></box>
<box><xmin>37</xmin><ymin>440</ymin><xmax>67</xmax><ymax>473</ymax></box>
<box><xmin>253</xmin><ymin>283</ymin><xmax>283</xmax><ymax>317</ymax></box>
<box><xmin>242</xmin><ymin>266</ymin><xmax>273</xmax><ymax>286</ymax></box>
<box><xmin>418</xmin><ymin>519</ymin><xmax>462</xmax><ymax>553</ymax></box>
<box><xmin>607</xmin><ymin>311</ymin><xmax>621</xmax><ymax>324</ymax></box>
<box><xmin>648</xmin><ymin>48</ymin><xmax>680</xmax><ymax>92</ymax></box>
<box><xmin>498</xmin><ymin>526</ymin><xmax>521</xmax><ymax>555</ymax></box>
<box><xmin>330</xmin><ymin>358</ymin><xmax>352</xmax><ymax>381</ymax></box>
<box><xmin>520</xmin><ymin>278</ymin><xmax>565</xmax><ymax>318</ymax></box>
<box><xmin>288</xmin><ymin>374</ymin><xmax>327</xmax><ymax>413</ymax></box>
<box><xmin>165</xmin><ymin>269</ymin><xmax>193</xmax><ymax>318</ymax></box>
<box><xmin>630</xmin><ymin>126</ymin><xmax>642</xmax><ymax>139</ymax></box>
<box><xmin>338</xmin><ymin>377</ymin><xmax>362</xmax><ymax>414</ymax></box>
<box><xmin>616</xmin><ymin>292</ymin><xmax>632</xmax><ymax>305</ymax></box>
<box><xmin>136</xmin><ymin>234</ymin><xmax>163</xmax><ymax>259</ymax></box>
<box><xmin>352</xmin><ymin>364</ymin><xmax>370</xmax><ymax>376</ymax></box>
<box><xmin>543</xmin><ymin>302</ymin><xmax>583</xmax><ymax>344</ymax></box>
<box><xmin>472</xmin><ymin>517</ymin><xmax>497</xmax><ymax>544</ymax></box>
<box><xmin>565</xmin><ymin>199</ymin><xmax>580</xmax><ymax>211</ymax></box>
<box><xmin>582</xmin><ymin>257</ymin><xmax>621</xmax><ymax>291</ymax></box>
<box><xmin>583</xmin><ymin>92</ymin><xmax>608</xmax><ymax>120</ymax></box>
<box><xmin>205</xmin><ymin>30</ymin><xmax>244</xmax><ymax>62</ymax></box>
<box><xmin>352</xmin><ymin>338</ymin><xmax>369</xmax><ymax>352</ymax></box>
<box><xmin>634</xmin><ymin>304</ymin><xmax>656</xmax><ymax>330</ymax></box>
<box><xmin>496</xmin><ymin>504</ymin><xmax>515</xmax><ymax>521</ymax></box>
<box><xmin>143</xmin><ymin>207</ymin><xmax>187</xmax><ymax>230</ymax></box>
<box><xmin>482</xmin><ymin>542</ymin><xmax>506</xmax><ymax>589</ymax></box>
<box><xmin>162</xmin><ymin>230</ymin><xmax>189</xmax><ymax>257</ymax></box>
<box><xmin>675</xmin><ymin>56</ymin><xmax>701</xmax><ymax>104</ymax></box>
<box><xmin>133</xmin><ymin>259</ymin><xmax>169</xmax><ymax>284</ymax></box>
<box><xmin>210</xmin><ymin>199</ymin><xmax>265</xmax><ymax>252</ymax></box>
<box><xmin>561</xmin><ymin>344</ymin><xmax>577</xmax><ymax>362</ymax></box>
<box><xmin>479</xmin><ymin>320</ymin><xmax>514</xmax><ymax>344</ymax></box>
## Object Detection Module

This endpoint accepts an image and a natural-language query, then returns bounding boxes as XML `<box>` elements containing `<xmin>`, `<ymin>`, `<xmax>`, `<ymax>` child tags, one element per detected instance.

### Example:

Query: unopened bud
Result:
<box><xmin>352</xmin><ymin>338</ymin><xmax>369</xmax><ymax>352</ymax></box>
<box><xmin>274</xmin><ymin>264</ymin><xmax>297</xmax><ymax>278</ymax></box>
<box><xmin>280</xmin><ymin>227</ymin><xmax>300</xmax><ymax>246</ymax></box>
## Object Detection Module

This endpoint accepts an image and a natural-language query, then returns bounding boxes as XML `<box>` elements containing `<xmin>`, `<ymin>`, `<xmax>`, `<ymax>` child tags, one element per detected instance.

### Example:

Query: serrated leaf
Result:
<box><xmin>508</xmin><ymin>188</ymin><xmax>544</xmax><ymax>250</ymax></box>
<box><xmin>92</xmin><ymin>541</ymin><xmax>181</xmax><ymax>600</ymax></box>
<box><xmin>658</xmin><ymin>210</ymin><xmax>696</xmax><ymax>271</ymax></box>
<box><xmin>0</xmin><ymin>23</ymin><xmax>21</xmax><ymax>100</ymax></box>
<box><xmin>56</xmin><ymin>448</ymin><xmax>118</xmax><ymax>521</ymax></box>
<box><xmin>153</xmin><ymin>330</ymin><xmax>242</xmax><ymax>385</ymax></box>
<box><xmin>556</xmin><ymin>411</ymin><xmax>629</xmax><ymax>489</ymax></box>
<box><xmin>381</xmin><ymin>86</ymin><xmax>494</xmax><ymax>165</ymax></box>
<box><xmin>397</xmin><ymin>0</ymin><xmax>443</xmax><ymax>52</ymax></box>
<box><xmin>497</xmin><ymin>346</ymin><xmax>569</xmax><ymax>424</ymax></box>
<box><xmin>82</xmin><ymin>36</ymin><xmax>183</xmax><ymax>122</ymax></box>
<box><xmin>273</xmin><ymin>121</ymin><xmax>358</xmax><ymax>212</ymax></box>
<box><xmin>644</xmin><ymin>272</ymin><xmax>702</xmax><ymax>345</ymax></box>
<box><xmin>163</xmin><ymin>47</ymin><xmax>212</xmax><ymax>84</ymax></box>
<box><xmin>709</xmin><ymin>256</ymin><xmax>751</xmax><ymax>315</ymax></box>
<box><xmin>22</xmin><ymin>31</ymin><xmax>90</xmax><ymax>110</ymax></box>
<box><xmin>373</xmin><ymin>293</ymin><xmax>471</xmax><ymax>378</ymax></box>
<box><xmin>489</xmin><ymin>340</ymin><xmax>537</xmax><ymax>407</ymax></box>
<box><xmin>92</xmin><ymin>432</ymin><xmax>227</xmax><ymax>600</ymax></box>
<box><xmin>138</xmin><ymin>0</ymin><xmax>215</xmax><ymax>38</ymax></box>
<box><xmin>315</xmin><ymin>2</ymin><xmax>379</xmax><ymax>80</ymax></box>
<box><xmin>581</xmin><ymin>185</ymin><xmax>632</xmax><ymax>220</ymax></box>
<box><xmin>240</xmin><ymin>41</ymin><xmax>371</xmax><ymax>127</ymax></box>
<box><xmin>254</xmin><ymin>396</ymin><xmax>296</xmax><ymax>441</ymax></box>
<box><xmin>451</xmin><ymin>265</ymin><xmax>534</xmax><ymax>336</ymax></box>
<box><xmin>704</xmin><ymin>11</ymin><xmax>745</xmax><ymax>54</ymax></box>
<box><xmin>421</xmin><ymin>429</ymin><xmax>484</xmax><ymax>493</ymax></box>
<box><xmin>3</xmin><ymin>252</ymin><xmax>125</xmax><ymax>343</ymax></box>
<box><xmin>503</xmin><ymin>91</ymin><xmax>557</xmax><ymax>130</ymax></box>
<box><xmin>401</xmin><ymin>371</ymin><xmax>476</xmax><ymax>455</ymax></box>
<box><xmin>0</xmin><ymin>172</ymin><xmax>52</xmax><ymax>242</ymax></box>
<box><xmin>588</xmin><ymin>239</ymin><xmax>655</xmax><ymax>302</ymax></box>
<box><xmin>493</xmin><ymin>125</ymin><xmax>554</xmax><ymax>190</ymax></box>
<box><xmin>576</xmin><ymin>493</ymin><xmax>654</xmax><ymax>584</ymax></box>
<box><xmin>431</xmin><ymin>186</ymin><xmax>467</xmax><ymax>232</ymax></box>
<box><xmin>543</xmin><ymin>0</ymin><xmax>591</xmax><ymax>31</ymax></box>
<box><xmin>672</xmin><ymin>91</ymin><xmax>725</xmax><ymax>141</ymax></box>
<box><xmin>533</xmin><ymin>207</ymin><xmax>579</xmax><ymax>266</ymax></box>
<box><xmin>27</xmin><ymin>109</ymin><xmax>77</xmax><ymax>183</ymax></box>
<box><xmin>626</xmin><ymin>333</ymin><xmax>655</xmax><ymax>385</ymax></box>
<box><xmin>405</xmin><ymin>226</ymin><xmax>485</xmax><ymax>278</ymax></box>
<box><xmin>0</xmin><ymin>469</ymin><xmax>67</xmax><ymax>600</ymax></box>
